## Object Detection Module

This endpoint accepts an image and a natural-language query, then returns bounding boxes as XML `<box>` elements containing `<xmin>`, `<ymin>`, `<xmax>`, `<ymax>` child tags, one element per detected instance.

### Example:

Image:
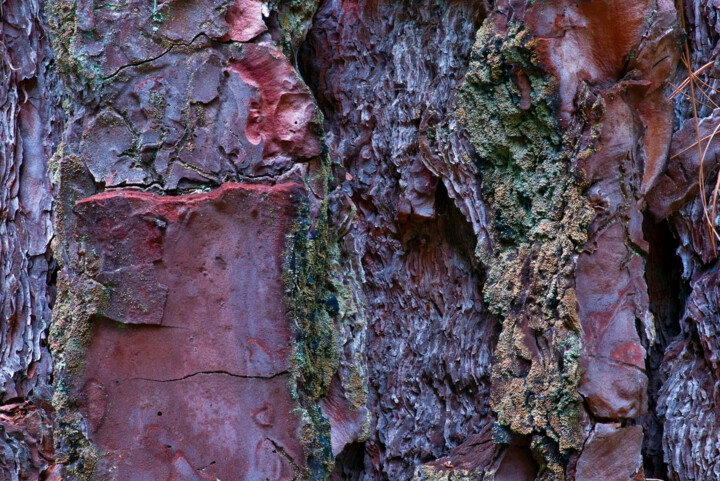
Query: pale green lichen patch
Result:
<box><xmin>45</xmin><ymin>0</ymin><xmax>99</xmax><ymax>92</ymax></box>
<box><xmin>49</xmin><ymin>148</ymin><xmax>107</xmax><ymax>480</ymax></box>
<box><xmin>414</xmin><ymin>465</ymin><xmax>481</xmax><ymax>481</ymax></box>
<box><xmin>455</xmin><ymin>19</ymin><xmax>593</xmax><ymax>481</ymax></box>
<box><xmin>50</xmin><ymin>272</ymin><xmax>108</xmax><ymax>480</ymax></box>
<box><xmin>283</xmin><ymin>152</ymin><xmax>371</xmax><ymax>478</ymax></box>
<box><xmin>327</xmin><ymin>240</ymin><xmax>368</xmax><ymax>412</ymax></box>
<box><xmin>268</xmin><ymin>0</ymin><xmax>321</xmax><ymax>57</ymax></box>
<box><xmin>284</xmin><ymin>157</ymin><xmax>343</xmax><ymax>480</ymax></box>
<box><xmin>45</xmin><ymin>0</ymin><xmax>78</xmax><ymax>73</ymax></box>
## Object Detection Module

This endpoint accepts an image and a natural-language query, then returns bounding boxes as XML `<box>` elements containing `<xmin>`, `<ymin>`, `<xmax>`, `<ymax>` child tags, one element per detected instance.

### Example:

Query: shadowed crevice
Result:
<box><xmin>641</xmin><ymin>214</ymin><xmax>686</xmax><ymax>479</ymax></box>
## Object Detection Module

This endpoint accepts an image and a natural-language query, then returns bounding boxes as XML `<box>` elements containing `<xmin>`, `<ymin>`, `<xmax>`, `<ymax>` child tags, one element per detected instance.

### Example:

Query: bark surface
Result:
<box><xmin>1</xmin><ymin>0</ymin><xmax>719</xmax><ymax>481</ymax></box>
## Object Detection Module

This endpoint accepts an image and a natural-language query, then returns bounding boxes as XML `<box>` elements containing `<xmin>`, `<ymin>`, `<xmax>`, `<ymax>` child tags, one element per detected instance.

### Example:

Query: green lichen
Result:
<box><xmin>49</xmin><ymin>149</ymin><xmax>108</xmax><ymax>480</ymax></box>
<box><xmin>45</xmin><ymin>0</ymin><xmax>101</xmax><ymax>94</ymax></box>
<box><xmin>45</xmin><ymin>0</ymin><xmax>79</xmax><ymax>75</ymax></box>
<box><xmin>328</xmin><ymin>240</ymin><xmax>368</xmax><ymax>412</ymax></box>
<box><xmin>455</xmin><ymin>19</ymin><xmax>593</xmax><ymax>481</ymax></box>
<box><xmin>283</xmin><ymin>151</ymin><xmax>370</xmax><ymax>478</ymax></box>
<box><xmin>284</xmin><ymin>157</ymin><xmax>342</xmax><ymax>480</ymax></box>
<box><xmin>268</xmin><ymin>0</ymin><xmax>321</xmax><ymax>57</ymax></box>
<box><xmin>413</xmin><ymin>465</ymin><xmax>482</xmax><ymax>481</ymax></box>
<box><xmin>50</xmin><ymin>272</ymin><xmax>108</xmax><ymax>480</ymax></box>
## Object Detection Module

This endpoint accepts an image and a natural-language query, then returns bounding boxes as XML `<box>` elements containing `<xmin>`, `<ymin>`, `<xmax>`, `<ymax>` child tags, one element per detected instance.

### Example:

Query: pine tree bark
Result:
<box><xmin>1</xmin><ymin>0</ymin><xmax>59</xmax><ymax>477</ymax></box>
<box><xmin>1</xmin><ymin>0</ymin><xmax>718</xmax><ymax>480</ymax></box>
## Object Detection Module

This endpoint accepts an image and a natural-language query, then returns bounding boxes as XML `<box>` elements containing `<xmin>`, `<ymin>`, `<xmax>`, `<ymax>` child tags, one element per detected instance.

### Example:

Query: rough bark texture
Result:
<box><xmin>3</xmin><ymin>0</ymin><xmax>720</xmax><ymax>480</ymax></box>
<box><xmin>649</xmin><ymin>2</ymin><xmax>720</xmax><ymax>480</ymax></box>
<box><xmin>0</xmin><ymin>0</ymin><xmax>59</xmax><ymax>478</ymax></box>
<box><xmin>301</xmin><ymin>4</ymin><xmax>499</xmax><ymax>479</ymax></box>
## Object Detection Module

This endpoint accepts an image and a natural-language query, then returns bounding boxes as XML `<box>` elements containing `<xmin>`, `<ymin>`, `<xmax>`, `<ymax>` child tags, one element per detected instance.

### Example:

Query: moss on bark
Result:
<box><xmin>50</xmin><ymin>273</ymin><xmax>107</xmax><ymax>480</ymax></box>
<box><xmin>284</xmin><ymin>156</ymin><xmax>349</xmax><ymax>480</ymax></box>
<box><xmin>455</xmin><ymin>18</ymin><xmax>593</xmax><ymax>481</ymax></box>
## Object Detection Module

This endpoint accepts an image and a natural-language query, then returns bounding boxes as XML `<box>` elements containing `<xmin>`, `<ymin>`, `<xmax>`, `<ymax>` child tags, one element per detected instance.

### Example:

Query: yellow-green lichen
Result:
<box><xmin>49</xmin><ymin>147</ymin><xmax>109</xmax><ymax>480</ymax></box>
<box><xmin>455</xmin><ymin>19</ymin><xmax>593</xmax><ymax>481</ymax></box>
<box><xmin>50</xmin><ymin>272</ymin><xmax>108</xmax><ymax>480</ymax></box>
<box><xmin>269</xmin><ymin>0</ymin><xmax>321</xmax><ymax>58</ymax></box>
<box><xmin>413</xmin><ymin>465</ymin><xmax>482</xmax><ymax>481</ymax></box>
<box><xmin>328</xmin><ymin>240</ymin><xmax>368</xmax><ymax>412</ymax></box>
<box><xmin>45</xmin><ymin>0</ymin><xmax>101</xmax><ymax>94</ymax></box>
<box><xmin>284</xmin><ymin>157</ymin><xmax>342</xmax><ymax>480</ymax></box>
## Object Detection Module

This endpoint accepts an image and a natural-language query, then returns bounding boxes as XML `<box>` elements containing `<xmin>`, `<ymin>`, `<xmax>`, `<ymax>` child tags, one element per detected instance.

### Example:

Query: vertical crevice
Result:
<box><xmin>641</xmin><ymin>213</ymin><xmax>687</xmax><ymax>479</ymax></box>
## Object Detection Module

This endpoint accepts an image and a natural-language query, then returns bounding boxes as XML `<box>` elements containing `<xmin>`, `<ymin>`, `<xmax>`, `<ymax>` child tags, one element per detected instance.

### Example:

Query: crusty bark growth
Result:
<box><xmin>456</xmin><ymin>19</ymin><xmax>592</xmax><ymax>479</ymax></box>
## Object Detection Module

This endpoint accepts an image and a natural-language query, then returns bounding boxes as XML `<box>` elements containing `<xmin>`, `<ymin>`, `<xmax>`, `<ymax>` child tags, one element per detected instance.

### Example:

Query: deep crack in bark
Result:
<box><xmin>130</xmin><ymin>370</ymin><xmax>290</xmax><ymax>383</ymax></box>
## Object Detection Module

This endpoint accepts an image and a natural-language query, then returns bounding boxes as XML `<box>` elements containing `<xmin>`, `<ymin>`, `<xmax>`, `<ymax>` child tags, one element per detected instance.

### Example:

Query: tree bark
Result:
<box><xmin>0</xmin><ymin>0</ymin><xmax>59</xmax><ymax>477</ymax></box>
<box><xmin>1</xmin><ymin>0</ymin><xmax>719</xmax><ymax>480</ymax></box>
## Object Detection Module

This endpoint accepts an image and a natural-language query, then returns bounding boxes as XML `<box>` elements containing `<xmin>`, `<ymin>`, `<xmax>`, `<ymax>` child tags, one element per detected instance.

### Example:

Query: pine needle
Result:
<box><xmin>672</xmin><ymin>0</ymin><xmax>718</xmax><ymax>252</ymax></box>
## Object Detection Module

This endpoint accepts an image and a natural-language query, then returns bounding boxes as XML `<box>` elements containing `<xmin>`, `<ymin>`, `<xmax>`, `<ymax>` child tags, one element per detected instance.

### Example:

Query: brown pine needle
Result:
<box><xmin>669</xmin><ymin>60</ymin><xmax>714</xmax><ymax>99</ymax></box>
<box><xmin>667</xmin><ymin>81</ymin><xmax>715</xmax><ymax>110</ymax></box>
<box><xmin>671</xmin><ymin>131</ymin><xmax>720</xmax><ymax>160</ymax></box>
<box><xmin>701</xmin><ymin>122</ymin><xmax>720</xmax><ymax>243</ymax></box>
<box><xmin>693</xmin><ymin>84</ymin><xmax>720</xmax><ymax>110</ymax></box>
<box><xmin>671</xmin><ymin>0</ymin><xmax>719</xmax><ymax>250</ymax></box>
<box><xmin>682</xmin><ymin>47</ymin><xmax>717</xmax><ymax>249</ymax></box>
<box><xmin>691</xmin><ymin>74</ymin><xmax>720</xmax><ymax>103</ymax></box>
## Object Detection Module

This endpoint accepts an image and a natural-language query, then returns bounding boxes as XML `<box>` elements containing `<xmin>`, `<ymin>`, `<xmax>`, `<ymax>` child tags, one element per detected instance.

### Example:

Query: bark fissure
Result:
<box><xmin>130</xmin><ymin>370</ymin><xmax>290</xmax><ymax>383</ymax></box>
<box><xmin>640</xmin><ymin>215</ymin><xmax>685</xmax><ymax>479</ymax></box>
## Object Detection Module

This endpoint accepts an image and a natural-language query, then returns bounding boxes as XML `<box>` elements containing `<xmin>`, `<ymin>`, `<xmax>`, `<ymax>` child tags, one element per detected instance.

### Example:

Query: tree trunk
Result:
<box><xmin>0</xmin><ymin>0</ymin><xmax>718</xmax><ymax>480</ymax></box>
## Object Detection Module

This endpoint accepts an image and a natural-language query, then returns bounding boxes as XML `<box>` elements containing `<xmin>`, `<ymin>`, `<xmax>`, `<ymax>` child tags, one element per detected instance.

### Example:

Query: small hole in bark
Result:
<box><xmin>157</xmin><ymin>411</ymin><xmax>163</xmax><ymax>416</ymax></box>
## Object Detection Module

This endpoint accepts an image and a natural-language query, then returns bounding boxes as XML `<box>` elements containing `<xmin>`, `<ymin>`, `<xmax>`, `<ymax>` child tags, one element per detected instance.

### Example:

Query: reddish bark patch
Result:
<box><xmin>575</xmin><ymin>211</ymin><xmax>649</xmax><ymax>419</ymax></box>
<box><xmin>494</xmin><ymin>446</ymin><xmax>538</xmax><ymax>481</ymax></box>
<box><xmin>73</xmin><ymin>183</ymin><xmax>306</xmax><ymax>480</ymax></box>
<box><xmin>221</xmin><ymin>0</ymin><xmax>267</xmax><ymax>42</ymax></box>
<box><xmin>528</xmin><ymin>0</ymin><xmax>655</xmax><ymax>122</ymax></box>
<box><xmin>230</xmin><ymin>44</ymin><xmax>323</xmax><ymax>162</ymax></box>
<box><xmin>575</xmin><ymin>424</ymin><xmax>643</xmax><ymax>481</ymax></box>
